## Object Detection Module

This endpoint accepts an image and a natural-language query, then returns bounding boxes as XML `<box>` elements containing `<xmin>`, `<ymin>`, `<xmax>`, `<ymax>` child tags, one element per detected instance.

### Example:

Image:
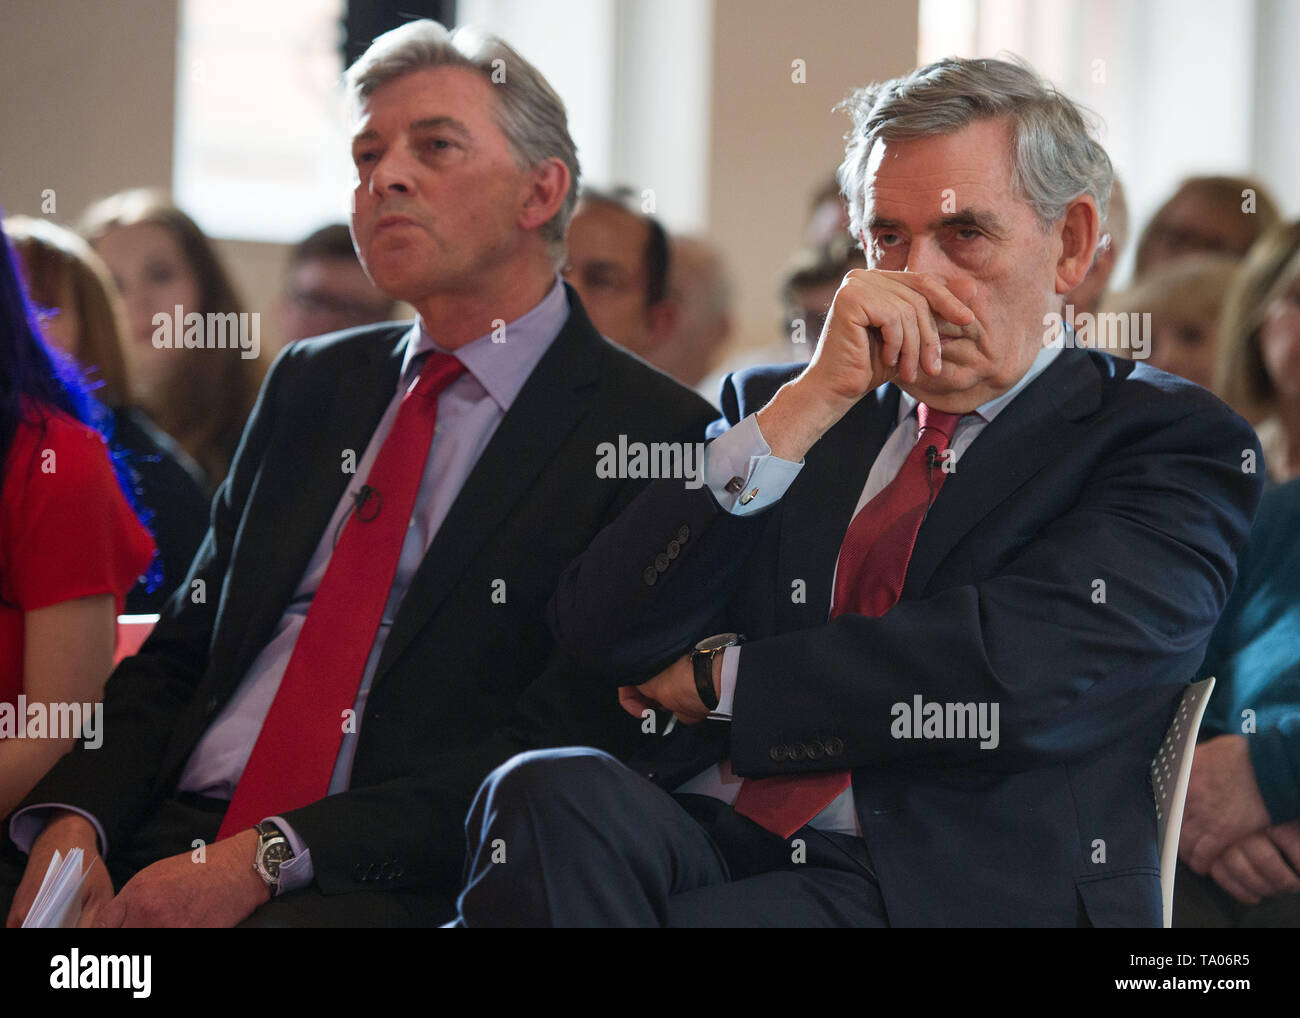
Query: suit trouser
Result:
<box><xmin>455</xmin><ymin>747</ymin><xmax>888</xmax><ymax>927</ymax></box>
<box><xmin>1</xmin><ymin>794</ymin><xmax>452</xmax><ymax>927</ymax></box>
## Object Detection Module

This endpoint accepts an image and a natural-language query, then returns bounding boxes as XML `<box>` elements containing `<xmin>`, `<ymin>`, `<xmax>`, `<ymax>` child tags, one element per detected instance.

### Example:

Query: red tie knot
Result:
<box><xmin>412</xmin><ymin>352</ymin><xmax>466</xmax><ymax>400</ymax></box>
<box><xmin>917</xmin><ymin>403</ymin><xmax>962</xmax><ymax>445</ymax></box>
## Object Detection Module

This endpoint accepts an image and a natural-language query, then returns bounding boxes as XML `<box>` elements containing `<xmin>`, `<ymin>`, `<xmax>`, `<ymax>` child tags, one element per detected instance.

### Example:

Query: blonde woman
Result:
<box><xmin>1217</xmin><ymin>221</ymin><xmax>1300</xmax><ymax>483</ymax></box>
<box><xmin>79</xmin><ymin>189</ymin><xmax>265</xmax><ymax>492</ymax></box>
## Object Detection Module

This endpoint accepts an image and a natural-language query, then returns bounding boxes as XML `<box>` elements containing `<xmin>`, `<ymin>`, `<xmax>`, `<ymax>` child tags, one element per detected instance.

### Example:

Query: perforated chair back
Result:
<box><xmin>1151</xmin><ymin>676</ymin><xmax>1216</xmax><ymax>928</ymax></box>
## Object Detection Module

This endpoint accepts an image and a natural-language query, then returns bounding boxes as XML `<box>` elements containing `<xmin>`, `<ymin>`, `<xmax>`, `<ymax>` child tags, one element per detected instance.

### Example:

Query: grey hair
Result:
<box><xmin>345</xmin><ymin>20</ymin><xmax>580</xmax><ymax>262</ymax></box>
<box><xmin>836</xmin><ymin>56</ymin><xmax>1112</xmax><ymax>247</ymax></box>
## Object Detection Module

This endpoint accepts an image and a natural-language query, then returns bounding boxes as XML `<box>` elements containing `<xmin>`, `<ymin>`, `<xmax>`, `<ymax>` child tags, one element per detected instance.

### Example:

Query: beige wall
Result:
<box><xmin>0</xmin><ymin>0</ymin><xmax>292</xmax><ymax>347</ymax></box>
<box><xmin>1</xmin><ymin>0</ymin><xmax>918</xmax><ymax>357</ymax></box>
<box><xmin>708</xmin><ymin>0</ymin><xmax>919</xmax><ymax>354</ymax></box>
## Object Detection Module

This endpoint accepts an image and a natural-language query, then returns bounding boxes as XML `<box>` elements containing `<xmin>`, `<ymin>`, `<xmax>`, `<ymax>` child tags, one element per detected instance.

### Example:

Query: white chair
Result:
<box><xmin>1150</xmin><ymin>676</ymin><xmax>1216</xmax><ymax>928</ymax></box>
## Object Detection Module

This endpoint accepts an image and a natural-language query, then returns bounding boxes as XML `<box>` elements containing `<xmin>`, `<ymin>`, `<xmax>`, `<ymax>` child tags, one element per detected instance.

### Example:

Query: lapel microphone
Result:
<box><xmin>354</xmin><ymin>484</ymin><xmax>381</xmax><ymax>521</ymax></box>
<box><xmin>331</xmin><ymin>484</ymin><xmax>382</xmax><ymax>548</ymax></box>
<box><xmin>923</xmin><ymin>445</ymin><xmax>940</xmax><ymax>522</ymax></box>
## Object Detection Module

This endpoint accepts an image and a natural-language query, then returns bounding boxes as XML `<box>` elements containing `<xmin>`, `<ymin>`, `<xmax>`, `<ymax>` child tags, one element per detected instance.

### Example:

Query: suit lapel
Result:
<box><xmin>775</xmin><ymin>384</ymin><xmax>900</xmax><ymax>625</ymax></box>
<box><xmin>374</xmin><ymin>307</ymin><xmax>603</xmax><ymax>682</ymax></box>
<box><xmin>901</xmin><ymin>346</ymin><xmax>1102</xmax><ymax>599</ymax></box>
<box><xmin>223</xmin><ymin>328</ymin><xmax>407</xmax><ymax>687</ymax></box>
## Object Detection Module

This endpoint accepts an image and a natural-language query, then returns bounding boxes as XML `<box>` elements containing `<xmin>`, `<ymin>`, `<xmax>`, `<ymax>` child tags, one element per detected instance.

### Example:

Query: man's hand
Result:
<box><xmin>5</xmin><ymin>811</ymin><xmax>113</xmax><ymax>928</ymax></box>
<box><xmin>1207</xmin><ymin>821</ymin><xmax>1300</xmax><ymax>905</ymax></box>
<box><xmin>1179</xmin><ymin>734</ymin><xmax>1273</xmax><ymax>874</ymax></box>
<box><xmin>90</xmin><ymin>827</ymin><xmax>269</xmax><ymax>928</ymax></box>
<box><xmin>618</xmin><ymin>652</ymin><xmax>720</xmax><ymax>726</ymax></box>
<box><xmin>757</xmin><ymin>270</ymin><xmax>976</xmax><ymax>462</ymax></box>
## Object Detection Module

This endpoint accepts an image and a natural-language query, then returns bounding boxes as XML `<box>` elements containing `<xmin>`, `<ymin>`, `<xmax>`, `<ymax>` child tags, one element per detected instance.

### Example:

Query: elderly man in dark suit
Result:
<box><xmin>1</xmin><ymin>19</ymin><xmax>714</xmax><ymax>928</ymax></box>
<box><xmin>452</xmin><ymin>57</ymin><xmax>1264</xmax><ymax>927</ymax></box>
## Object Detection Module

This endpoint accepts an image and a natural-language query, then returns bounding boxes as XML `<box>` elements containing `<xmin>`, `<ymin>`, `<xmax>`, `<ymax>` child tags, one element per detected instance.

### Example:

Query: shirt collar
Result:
<box><xmin>400</xmin><ymin>275</ymin><xmax>570</xmax><ymax>413</ymax></box>
<box><xmin>896</xmin><ymin>334</ymin><xmax>1066</xmax><ymax>427</ymax></box>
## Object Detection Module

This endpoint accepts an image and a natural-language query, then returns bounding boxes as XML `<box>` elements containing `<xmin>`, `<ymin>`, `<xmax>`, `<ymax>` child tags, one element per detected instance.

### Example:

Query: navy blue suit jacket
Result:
<box><xmin>549</xmin><ymin>347</ymin><xmax>1264</xmax><ymax>926</ymax></box>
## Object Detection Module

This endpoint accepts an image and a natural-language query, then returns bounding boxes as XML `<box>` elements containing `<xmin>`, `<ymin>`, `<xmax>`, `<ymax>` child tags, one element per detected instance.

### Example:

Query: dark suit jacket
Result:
<box><xmin>19</xmin><ymin>287</ymin><xmax>717</xmax><ymax>901</ymax></box>
<box><xmin>549</xmin><ymin>348</ymin><xmax>1264</xmax><ymax>926</ymax></box>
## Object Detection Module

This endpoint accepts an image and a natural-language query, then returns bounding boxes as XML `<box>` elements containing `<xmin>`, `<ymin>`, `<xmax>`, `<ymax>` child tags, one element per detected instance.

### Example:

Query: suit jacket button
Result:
<box><xmin>806</xmin><ymin>741</ymin><xmax>824</xmax><ymax>760</ymax></box>
<box><xmin>643</xmin><ymin>566</ymin><xmax>659</xmax><ymax>586</ymax></box>
<box><xmin>788</xmin><ymin>743</ymin><xmax>806</xmax><ymax>761</ymax></box>
<box><xmin>352</xmin><ymin>863</ymin><xmax>366</xmax><ymax>882</ymax></box>
<box><xmin>769</xmin><ymin>745</ymin><xmax>787</xmax><ymax>762</ymax></box>
<box><xmin>825</xmin><ymin>738</ymin><xmax>844</xmax><ymax>756</ymax></box>
<box><xmin>667</xmin><ymin>539</ymin><xmax>680</xmax><ymax>559</ymax></box>
<box><xmin>654</xmin><ymin>553</ymin><xmax>670</xmax><ymax>572</ymax></box>
<box><xmin>676</xmin><ymin>525</ymin><xmax>691</xmax><ymax>543</ymax></box>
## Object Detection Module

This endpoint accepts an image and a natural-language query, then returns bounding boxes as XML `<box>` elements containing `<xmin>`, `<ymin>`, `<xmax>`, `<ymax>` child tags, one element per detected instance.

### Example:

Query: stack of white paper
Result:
<box><xmin>21</xmin><ymin>848</ymin><xmax>88</xmax><ymax>928</ymax></box>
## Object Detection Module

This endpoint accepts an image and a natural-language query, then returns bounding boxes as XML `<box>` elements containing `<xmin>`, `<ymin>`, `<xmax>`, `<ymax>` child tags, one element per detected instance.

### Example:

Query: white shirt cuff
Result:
<box><xmin>704</xmin><ymin>415</ymin><xmax>803</xmax><ymax>515</ymax></box>
<box><xmin>709</xmin><ymin>645</ymin><xmax>740</xmax><ymax>720</ymax></box>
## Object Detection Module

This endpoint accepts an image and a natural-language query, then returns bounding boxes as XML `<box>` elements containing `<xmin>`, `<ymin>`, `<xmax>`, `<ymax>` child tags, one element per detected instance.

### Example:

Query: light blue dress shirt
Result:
<box><xmin>11</xmin><ymin>279</ymin><xmax>571</xmax><ymax>893</ymax></box>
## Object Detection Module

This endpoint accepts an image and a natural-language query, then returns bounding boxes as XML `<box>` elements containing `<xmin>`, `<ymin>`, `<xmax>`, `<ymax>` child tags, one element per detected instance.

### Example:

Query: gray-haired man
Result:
<box><xmin>453</xmin><ymin>57</ymin><xmax>1262</xmax><ymax>927</ymax></box>
<box><xmin>1</xmin><ymin>20</ymin><xmax>715</xmax><ymax>928</ymax></box>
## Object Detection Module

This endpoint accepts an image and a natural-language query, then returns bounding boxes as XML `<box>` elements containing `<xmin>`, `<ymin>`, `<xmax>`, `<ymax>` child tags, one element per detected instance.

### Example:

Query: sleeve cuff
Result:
<box><xmin>266</xmin><ymin>815</ymin><xmax>314</xmax><ymax>893</ymax></box>
<box><xmin>704</xmin><ymin>414</ymin><xmax>803</xmax><ymax>516</ymax></box>
<box><xmin>8</xmin><ymin>804</ymin><xmax>108</xmax><ymax>857</ymax></box>
<box><xmin>1248</xmin><ymin>722</ymin><xmax>1300</xmax><ymax>825</ymax></box>
<box><xmin>709</xmin><ymin>645</ymin><xmax>740</xmax><ymax>719</ymax></box>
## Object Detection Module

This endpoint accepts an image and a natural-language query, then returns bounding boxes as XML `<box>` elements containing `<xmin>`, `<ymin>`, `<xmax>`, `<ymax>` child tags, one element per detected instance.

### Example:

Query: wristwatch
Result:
<box><xmin>253</xmin><ymin>821</ymin><xmax>295</xmax><ymax>896</ymax></box>
<box><xmin>691</xmin><ymin>633</ymin><xmax>744</xmax><ymax>712</ymax></box>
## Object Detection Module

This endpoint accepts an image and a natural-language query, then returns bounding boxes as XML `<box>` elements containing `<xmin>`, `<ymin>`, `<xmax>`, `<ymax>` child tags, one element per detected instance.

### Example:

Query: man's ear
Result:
<box><xmin>1054</xmin><ymin>194</ymin><xmax>1100</xmax><ymax>294</ymax></box>
<box><xmin>518</xmin><ymin>158</ymin><xmax>570</xmax><ymax>234</ymax></box>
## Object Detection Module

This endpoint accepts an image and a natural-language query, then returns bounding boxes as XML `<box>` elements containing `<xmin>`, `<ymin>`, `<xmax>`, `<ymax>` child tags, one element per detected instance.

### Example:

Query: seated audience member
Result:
<box><xmin>6</xmin><ymin>217</ymin><xmax>209</xmax><ymax>613</ymax></box>
<box><xmin>79</xmin><ymin>189</ymin><xmax>265</xmax><ymax>493</ymax></box>
<box><xmin>1066</xmin><ymin>176</ymin><xmax>1128</xmax><ymax>317</ymax></box>
<box><xmin>1176</xmin><ymin>477</ymin><xmax>1300</xmax><ymax>926</ymax></box>
<box><xmin>562</xmin><ymin>186</ymin><xmax>678</xmax><ymax>366</ymax></box>
<box><xmin>1098</xmin><ymin>253</ymin><xmax>1238</xmax><ymax>391</ymax></box>
<box><xmin>804</xmin><ymin>174</ymin><xmax>852</xmax><ymax>248</ymax></box>
<box><xmin>658</xmin><ymin>235</ymin><xmax>733</xmax><ymax>392</ymax></box>
<box><xmin>273</xmin><ymin>223</ymin><xmax>400</xmax><ymax>352</ymax></box>
<box><xmin>1</xmin><ymin>19</ymin><xmax>714</xmax><ymax>929</ymax></box>
<box><xmin>781</xmin><ymin>234</ymin><xmax>867</xmax><ymax>358</ymax></box>
<box><xmin>452</xmin><ymin>56</ymin><xmax>1263</xmax><ymax>928</ymax></box>
<box><xmin>700</xmin><ymin>234</ymin><xmax>864</xmax><ymax>402</ymax></box>
<box><xmin>1216</xmin><ymin>221</ymin><xmax>1300</xmax><ymax>483</ymax></box>
<box><xmin>0</xmin><ymin>219</ymin><xmax>155</xmax><ymax>819</ymax></box>
<box><xmin>1133</xmin><ymin>175</ymin><xmax>1279</xmax><ymax>280</ymax></box>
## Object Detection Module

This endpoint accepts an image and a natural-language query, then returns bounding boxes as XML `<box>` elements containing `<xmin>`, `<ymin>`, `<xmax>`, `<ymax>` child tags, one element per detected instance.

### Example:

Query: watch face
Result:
<box><xmin>259</xmin><ymin>840</ymin><xmax>293</xmax><ymax>879</ymax></box>
<box><xmin>695</xmin><ymin>633</ymin><xmax>740</xmax><ymax>654</ymax></box>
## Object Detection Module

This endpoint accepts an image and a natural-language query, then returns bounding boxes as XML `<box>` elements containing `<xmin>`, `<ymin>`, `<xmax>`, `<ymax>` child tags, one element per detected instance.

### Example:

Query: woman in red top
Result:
<box><xmin>1</xmin><ymin>220</ymin><xmax>155</xmax><ymax>820</ymax></box>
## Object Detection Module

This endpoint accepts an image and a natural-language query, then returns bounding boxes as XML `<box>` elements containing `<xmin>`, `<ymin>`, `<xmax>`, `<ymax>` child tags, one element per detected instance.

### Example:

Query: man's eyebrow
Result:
<box><xmin>409</xmin><ymin>117</ymin><xmax>472</xmax><ymax>139</ymax></box>
<box><xmin>931</xmin><ymin>208</ymin><xmax>1009</xmax><ymax>236</ymax></box>
<box><xmin>351</xmin><ymin>118</ymin><xmax>473</xmax><ymax>145</ymax></box>
<box><xmin>865</xmin><ymin>209</ymin><xmax>1009</xmax><ymax>237</ymax></box>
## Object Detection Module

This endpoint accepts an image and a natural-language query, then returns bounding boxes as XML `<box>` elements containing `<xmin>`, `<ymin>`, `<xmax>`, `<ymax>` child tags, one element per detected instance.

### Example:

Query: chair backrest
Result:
<box><xmin>1151</xmin><ymin>676</ymin><xmax>1216</xmax><ymax>928</ymax></box>
<box><xmin>114</xmin><ymin>613</ymin><xmax>159</xmax><ymax>663</ymax></box>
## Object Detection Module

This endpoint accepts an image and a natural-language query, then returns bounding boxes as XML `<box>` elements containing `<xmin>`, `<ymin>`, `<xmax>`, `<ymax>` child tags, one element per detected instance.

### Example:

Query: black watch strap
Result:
<box><xmin>692</xmin><ymin>650</ymin><xmax>721</xmax><ymax>711</ymax></box>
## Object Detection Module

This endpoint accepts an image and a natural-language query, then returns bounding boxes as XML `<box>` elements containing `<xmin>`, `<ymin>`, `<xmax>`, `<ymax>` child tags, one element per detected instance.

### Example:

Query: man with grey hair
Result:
<box><xmin>451</xmin><ymin>57</ymin><xmax>1261</xmax><ymax>926</ymax></box>
<box><xmin>2</xmin><ymin>19</ymin><xmax>714</xmax><ymax>927</ymax></box>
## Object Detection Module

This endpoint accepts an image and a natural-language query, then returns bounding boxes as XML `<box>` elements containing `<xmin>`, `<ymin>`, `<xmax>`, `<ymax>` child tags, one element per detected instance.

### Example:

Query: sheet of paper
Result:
<box><xmin>21</xmin><ymin>847</ymin><xmax>86</xmax><ymax>928</ymax></box>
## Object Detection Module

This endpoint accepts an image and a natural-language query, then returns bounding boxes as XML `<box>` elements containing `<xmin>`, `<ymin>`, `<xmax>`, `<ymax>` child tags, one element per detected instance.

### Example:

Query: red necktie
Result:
<box><xmin>217</xmin><ymin>353</ymin><xmax>465</xmax><ymax>839</ymax></box>
<box><xmin>732</xmin><ymin>403</ymin><xmax>964</xmax><ymax>838</ymax></box>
